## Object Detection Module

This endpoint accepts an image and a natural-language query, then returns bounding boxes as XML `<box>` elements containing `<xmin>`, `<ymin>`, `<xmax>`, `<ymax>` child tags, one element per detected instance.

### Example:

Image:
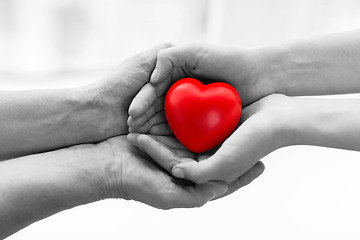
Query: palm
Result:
<box><xmin>104</xmin><ymin>136</ymin><xmax>222</xmax><ymax>209</ymax></box>
<box><xmin>130</xmin><ymin>95</ymin><xmax>286</xmax><ymax>187</ymax></box>
<box><xmin>126</xmin><ymin>44</ymin><xmax>268</xmax><ymax>197</ymax></box>
<box><xmin>126</xmin><ymin>132</ymin><xmax>265</xmax><ymax>199</ymax></box>
<box><xmin>165</xmin><ymin>45</ymin><xmax>262</xmax><ymax>106</ymax></box>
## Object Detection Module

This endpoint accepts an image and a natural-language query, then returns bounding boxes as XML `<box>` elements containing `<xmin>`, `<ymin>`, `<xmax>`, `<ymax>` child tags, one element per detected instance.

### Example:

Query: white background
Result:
<box><xmin>2</xmin><ymin>0</ymin><xmax>360</xmax><ymax>239</ymax></box>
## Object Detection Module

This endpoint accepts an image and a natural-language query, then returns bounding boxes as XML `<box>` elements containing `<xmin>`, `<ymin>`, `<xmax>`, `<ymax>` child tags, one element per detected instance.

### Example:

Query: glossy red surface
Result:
<box><xmin>165</xmin><ymin>78</ymin><xmax>242</xmax><ymax>153</ymax></box>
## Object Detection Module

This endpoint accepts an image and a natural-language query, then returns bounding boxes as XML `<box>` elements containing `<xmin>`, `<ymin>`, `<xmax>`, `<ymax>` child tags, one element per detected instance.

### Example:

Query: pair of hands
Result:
<box><xmin>94</xmin><ymin>43</ymin><xmax>293</xmax><ymax>209</ymax></box>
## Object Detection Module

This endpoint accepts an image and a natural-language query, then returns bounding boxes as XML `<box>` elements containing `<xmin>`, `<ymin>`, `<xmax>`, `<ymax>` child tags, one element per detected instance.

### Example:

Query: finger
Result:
<box><xmin>129</xmin><ymin>76</ymin><xmax>171</xmax><ymax>118</ymax></box>
<box><xmin>239</xmin><ymin>100</ymin><xmax>261</xmax><ymax>125</ymax></box>
<box><xmin>171</xmin><ymin>114</ymin><xmax>272</xmax><ymax>184</ymax></box>
<box><xmin>132</xmin><ymin>133</ymin><xmax>193</xmax><ymax>173</ymax></box>
<box><xmin>127</xmin><ymin>133</ymin><xmax>148</xmax><ymax>154</ymax></box>
<box><xmin>130</xmin><ymin>44</ymin><xmax>203</xmax><ymax>118</ymax></box>
<box><xmin>150</xmin><ymin>45</ymin><xmax>201</xmax><ymax>84</ymax></box>
<box><xmin>130</xmin><ymin>42</ymin><xmax>173</xmax><ymax>66</ymax></box>
<box><xmin>168</xmin><ymin>182</ymin><xmax>228</xmax><ymax>209</ymax></box>
<box><xmin>127</xmin><ymin>96</ymin><xmax>165</xmax><ymax>128</ymax></box>
<box><xmin>197</xmin><ymin>155</ymin><xmax>210</xmax><ymax>161</ymax></box>
<box><xmin>120</xmin><ymin>42</ymin><xmax>174</xmax><ymax>74</ymax></box>
<box><xmin>211</xmin><ymin>161</ymin><xmax>265</xmax><ymax>201</ymax></box>
<box><xmin>129</xmin><ymin>111</ymin><xmax>167</xmax><ymax>134</ymax></box>
<box><xmin>149</xmin><ymin>123</ymin><xmax>173</xmax><ymax>135</ymax></box>
<box><xmin>144</xmin><ymin>135</ymin><xmax>188</xmax><ymax>150</ymax></box>
<box><xmin>170</xmin><ymin>139</ymin><xmax>243</xmax><ymax>184</ymax></box>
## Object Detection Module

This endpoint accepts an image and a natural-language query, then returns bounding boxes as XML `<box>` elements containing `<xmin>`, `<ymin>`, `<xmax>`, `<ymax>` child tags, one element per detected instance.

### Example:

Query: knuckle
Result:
<box><xmin>129</xmin><ymin>53</ymin><xmax>147</xmax><ymax>65</ymax></box>
<box><xmin>157</xmin><ymin>49</ymin><xmax>168</xmax><ymax>60</ymax></box>
<box><xmin>157</xmin><ymin>49</ymin><xmax>175</xmax><ymax>67</ymax></box>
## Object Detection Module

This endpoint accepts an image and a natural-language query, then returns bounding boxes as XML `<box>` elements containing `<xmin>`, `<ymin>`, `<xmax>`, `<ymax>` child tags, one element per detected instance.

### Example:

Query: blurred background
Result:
<box><xmin>2</xmin><ymin>0</ymin><xmax>360</xmax><ymax>239</ymax></box>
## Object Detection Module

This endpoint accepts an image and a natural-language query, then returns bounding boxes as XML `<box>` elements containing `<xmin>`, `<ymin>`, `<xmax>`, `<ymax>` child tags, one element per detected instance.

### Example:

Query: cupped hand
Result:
<box><xmin>87</xmin><ymin>43</ymin><xmax>173</xmax><ymax>137</ymax></box>
<box><xmin>165</xmin><ymin>94</ymin><xmax>294</xmax><ymax>184</ymax></box>
<box><xmin>126</xmin><ymin>133</ymin><xmax>265</xmax><ymax>199</ymax></box>
<box><xmin>127</xmin><ymin>43</ymin><xmax>275</xmax><ymax>129</ymax></box>
<box><xmin>128</xmin><ymin>94</ymin><xmax>293</xmax><ymax>186</ymax></box>
<box><xmin>97</xmin><ymin>136</ymin><xmax>229</xmax><ymax>209</ymax></box>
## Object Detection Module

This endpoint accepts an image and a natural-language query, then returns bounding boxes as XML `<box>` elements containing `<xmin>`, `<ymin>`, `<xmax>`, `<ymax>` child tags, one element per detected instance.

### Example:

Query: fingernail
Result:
<box><xmin>150</xmin><ymin>68</ymin><xmax>159</xmax><ymax>82</ymax></box>
<box><xmin>211</xmin><ymin>185</ymin><xmax>228</xmax><ymax>200</ymax></box>
<box><xmin>172</xmin><ymin>168</ymin><xmax>184</xmax><ymax>179</ymax></box>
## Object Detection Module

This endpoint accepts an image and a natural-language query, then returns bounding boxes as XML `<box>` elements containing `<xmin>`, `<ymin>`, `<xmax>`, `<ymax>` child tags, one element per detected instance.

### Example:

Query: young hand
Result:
<box><xmin>128</xmin><ymin>94</ymin><xmax>293</xmax><ymax>184</ymax></box>
<box><xmin>127</xmin><ymin>43</ymin><xmax>275</xmax><ymax>128</ymax></box>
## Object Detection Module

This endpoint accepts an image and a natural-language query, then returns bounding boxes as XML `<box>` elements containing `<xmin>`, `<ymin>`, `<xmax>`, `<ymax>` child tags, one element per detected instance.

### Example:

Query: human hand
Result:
<box><xmin>96</xmin><ymin>136</ymin><xmax>229</xmax><ymax>209</ymax></box>
<box><xmin>156</xmin><ymin>94</ymin><xmax>296</xmax><ymax>184</ymax></box>
<box><xmin>126</xmin><ymin>133</ymin><xmax>265</xmax><ymax>199</ymax></box>
<box><xmin>127</xmin><ymin>43</ymin><xmax>275</xmax><ymax>128</ymax></box>
<box><xmin>128</xmin><ymin>94</ymin><xmax>293</xmax><ymax>185</ymax></box>
<box><xmin>126</xmin><ymin>43</ymin><xmax>273</xmax><ymax>189</ymax></box>
<box><xmin>85</xmin><ymin>43</ymin><xmax>173</xmax><ymax>137</ymax></box>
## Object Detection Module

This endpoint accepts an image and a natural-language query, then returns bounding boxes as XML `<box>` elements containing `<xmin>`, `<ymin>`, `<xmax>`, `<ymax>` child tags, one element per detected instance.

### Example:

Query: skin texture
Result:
<box><xmin>0</xmin><ymin>43</ymin><xmax>173</xmax><ymax>160</ymax></box>
<box><xmin>127</xmin><ymin>133</ymin><xmax>265</xmax><ymax>198</ymax></box>
<box><xmin>129</xmin><ymin>93</ymin><xmax>360</xmax><ymax>185</ymax></box>
<box><xmin>128</xmin><ymin>30</ymin><xmax>360</xmax><ymax>185</ymax></box>
<box><xmin>0</xmin><ymin>136</ymin><xmax>229</xmax><ymax>239</ymax></box>
<box><xmin>0</xmin><ymin>44</ymin><xmax>263</xmax><ymax>239</ymax></box>
<box><xmin>5</xmin><ymin>29</ymin><xmax>360</xmax><ymax>238</ymax></box>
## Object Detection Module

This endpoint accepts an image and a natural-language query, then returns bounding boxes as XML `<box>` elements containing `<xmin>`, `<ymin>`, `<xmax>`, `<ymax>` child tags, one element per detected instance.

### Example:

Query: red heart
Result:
<box><xmin>165</xmin><ymin>78</ymin><xmax>242</xmax><ymax>153</ymax></box>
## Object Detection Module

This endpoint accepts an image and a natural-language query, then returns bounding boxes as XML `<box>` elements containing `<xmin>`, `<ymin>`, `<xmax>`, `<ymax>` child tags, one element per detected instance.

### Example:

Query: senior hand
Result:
<box><xmin>0</xmin><ymin>136</ymin><xmax>229</xmax><ymax>239</ymax></box>
<box><xmin>86</xmin><ymin>43</ymin><xmax>174</xmax><ymax>137</ymax></box>
<box><xmin>0</xmin><ymin>43</ymin><xmax>175</xmax><ymax>160</ymax></box>
<box><xmin>127</xmin><ymin>133</ymin><xmax>265</xmax><ymax>199</ymax></box>
<box><xmin>97</xmin><ymin>136</ymin><xmax>228</xmax><ymax>209</ymax></box>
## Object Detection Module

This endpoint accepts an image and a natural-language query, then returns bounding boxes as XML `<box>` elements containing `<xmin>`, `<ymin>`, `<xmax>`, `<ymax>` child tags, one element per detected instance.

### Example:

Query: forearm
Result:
<box><xmin>256</xmin><ymin>30</ymin><xmax>360</xmax><ymax>96</ymax></box>
<box><xmin>284</xmin><ymin>98</ymin><xmax>360</xmax><ymax>151</ymax></box>
<box><xmin>0</xmin><ymin>85</ymin><xmax>122</xmax><ymax>160</ymax></box>
<box><xmin>0</xmin><ymin>142</ymin><xmax>109</xmax><ymax>239</ymax></box>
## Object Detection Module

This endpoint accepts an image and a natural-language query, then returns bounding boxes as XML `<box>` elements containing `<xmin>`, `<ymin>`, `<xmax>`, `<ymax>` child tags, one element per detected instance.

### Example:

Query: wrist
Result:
<box><xmin>284</xmin><ymin>98</ymin><xmax>360</xmax><ymax>150</ymax></box>
<box><xmin>64</xmin><ymin>141</ymin><xmax>119</xmax><ymax>201</ymax></box>
<box><xmin>77</xmin><ymin>83</ymin><xmax>124</xmax><ymax>141</ymax></box>
<box><xmin>251</xmin><ymin>45</ymin><xmax>289</xmax><ymax>96</ymax></box>
<box><xmin>260</xmin><ymin>95</ymin><xmax>304</xmax><ymax>148</ymax></box>
<box><xmin>91</xmin><ymin>136</ymin><xmax>129</xmax><ymax>200</ymax></box>
<box><xmin>273</xmin><ymin>97</ymin><xmax>338</xmax><ymax>148</ymax></box>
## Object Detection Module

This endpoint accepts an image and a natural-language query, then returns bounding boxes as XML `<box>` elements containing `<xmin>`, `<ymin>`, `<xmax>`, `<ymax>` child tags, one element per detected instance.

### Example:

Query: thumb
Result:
<box><xmin>170</xmin><ymin>123</ymin><xmax>259</xmax><ymax>184</ymax></box>
<box><xmin>150</xmin><ymin>44</ymin><xmax>203</xmax><ymax>84</ymax></box>
<box><xmin>150</xmin><ymin>47</ymin><xmax>178</xmax><ymax>84</ymax></box>
<box><xmin>171</xmin><ymin>153</ymin><xmax>229</xmax><ymax>184</ymax></box>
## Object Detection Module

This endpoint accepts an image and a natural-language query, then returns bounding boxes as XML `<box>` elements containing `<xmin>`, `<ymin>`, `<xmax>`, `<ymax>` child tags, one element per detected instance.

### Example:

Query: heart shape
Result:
<box><xmin>165</xmin><ymin>78</ymin><xmax>242</xmax><ymax>153</ymax></box>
